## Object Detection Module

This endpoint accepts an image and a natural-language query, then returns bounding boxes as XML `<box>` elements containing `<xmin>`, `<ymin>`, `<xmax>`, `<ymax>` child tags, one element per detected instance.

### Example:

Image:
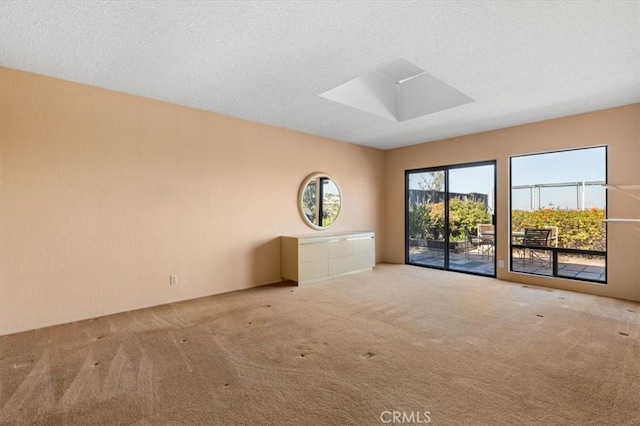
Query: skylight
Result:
<box><xmin>319</xmin><ymin>58</ymin><xmax>473</xmax><ymax>122</ymax></box>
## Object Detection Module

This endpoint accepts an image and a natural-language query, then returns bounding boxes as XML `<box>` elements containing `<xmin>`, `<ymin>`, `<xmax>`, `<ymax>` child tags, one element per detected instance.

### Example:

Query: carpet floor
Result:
<box><xmin>1</xmin><ymin>264</ymin><xmax>639</xmax><ymax>425</ymax></box>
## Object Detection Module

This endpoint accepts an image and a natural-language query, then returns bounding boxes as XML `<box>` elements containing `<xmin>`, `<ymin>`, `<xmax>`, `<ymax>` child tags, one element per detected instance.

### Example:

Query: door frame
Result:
<box><xmin>405</xmin><ymin>160</ymin><xmax>497</xmax><ymax>278</ymax></box>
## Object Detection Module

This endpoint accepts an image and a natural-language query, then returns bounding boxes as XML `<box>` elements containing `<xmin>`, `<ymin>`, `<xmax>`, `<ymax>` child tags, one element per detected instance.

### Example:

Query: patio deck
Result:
<box><xmin>408</xmin><ymin>246</ymin><xmax>495</xmax><ymax>276</ymax></box>
<box><xmin>409</xmin><ymin>246</ymin><xmax>606</xmax><ymax>282</ymax></box>
<box><xmin>511</xmin><ymin>252</ymin><xmax>606</xmax><ymax>282</ymax></box>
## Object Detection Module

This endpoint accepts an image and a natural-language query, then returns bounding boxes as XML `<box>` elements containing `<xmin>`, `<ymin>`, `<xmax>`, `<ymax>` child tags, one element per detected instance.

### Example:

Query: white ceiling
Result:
<box><xmin>1</xmin><ymin>1</ymin><xmax>638</xmax><ymax>150</ymax></box>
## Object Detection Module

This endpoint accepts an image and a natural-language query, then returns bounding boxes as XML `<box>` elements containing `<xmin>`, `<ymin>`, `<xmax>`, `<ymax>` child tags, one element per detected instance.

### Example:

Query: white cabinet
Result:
<box><xmin>281</xmin><ymin>231</ymin><xmax>375</xmax><ymax>285</ymax></box>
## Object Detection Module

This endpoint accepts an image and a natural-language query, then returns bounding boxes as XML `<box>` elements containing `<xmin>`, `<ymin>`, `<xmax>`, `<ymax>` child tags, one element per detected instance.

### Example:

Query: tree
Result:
<box><xmin>408</xmin><ymin>202</ymin><xmax>431</xmax><ymax>239</ymax></box>
<box><xmin>429</xmin><ymin>198</ymin><xmax>491</xmax><ymax>241</ymax></box>
<box><xmin>419</xmin><ymin>171</ymin><xmax>445</xmax><ymax>191</ymax></box>
<box><xmin>302</xmin><ymin>182</ymin><xmax>317</xmax><ymax>222</ymax></box>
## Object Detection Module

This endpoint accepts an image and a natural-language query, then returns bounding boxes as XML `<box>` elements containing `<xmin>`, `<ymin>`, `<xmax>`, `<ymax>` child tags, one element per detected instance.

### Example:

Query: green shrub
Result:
<box><xmin>408</xmin><ymin>202</ymin><xmax>431</xmax><ymax>239</ymax></box>
<box><xmin>409</xmin><ymin>199</ymin><xmax>491</xmax><ymax>241</ymax></box>
<box><xmin>429</xmin><ymin>199</ymin><xmax>491</xmax><ymax>241</ymax></box>
<box><xmin>511</xmin><ymin>208</ymin><xmax>605</xmax><ymax>250</ymax></box>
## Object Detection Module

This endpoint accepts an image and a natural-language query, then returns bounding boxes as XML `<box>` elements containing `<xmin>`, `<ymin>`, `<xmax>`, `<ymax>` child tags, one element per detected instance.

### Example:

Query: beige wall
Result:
<box><xmin>0</xmin><ymin>68</ymin><xmax>386</xmax><ymax>335</ymax></box>
<box><xmin>2</xmin><ymin>67</ymin><xmax>638</xmax><ymax>335</ymax></box>
<box><xmin>385</xmin><ymin>104</ymin><xmax>640</xmax><ymax>302</ymax></box>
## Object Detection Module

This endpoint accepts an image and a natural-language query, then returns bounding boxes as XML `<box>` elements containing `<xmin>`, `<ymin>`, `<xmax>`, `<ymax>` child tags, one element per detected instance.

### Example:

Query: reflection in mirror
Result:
<box><xmin>299</xmin><ymin>173</ymin><xmax>341</xmax><ymax>230</ymax></box>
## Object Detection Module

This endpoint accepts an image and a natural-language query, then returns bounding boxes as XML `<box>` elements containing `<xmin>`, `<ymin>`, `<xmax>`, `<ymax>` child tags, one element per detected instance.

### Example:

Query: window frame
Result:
<box><xmin>508</xmin><ymin>146</ymin><xmax>608</xmax><ymax>285</ymax></box>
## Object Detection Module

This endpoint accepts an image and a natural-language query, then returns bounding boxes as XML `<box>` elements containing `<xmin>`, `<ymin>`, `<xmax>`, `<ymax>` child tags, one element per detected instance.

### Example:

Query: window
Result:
<box><xmin>510</xmin><ymin>147</ymin><xmax>607</xmax><ymax>283</ymax></box>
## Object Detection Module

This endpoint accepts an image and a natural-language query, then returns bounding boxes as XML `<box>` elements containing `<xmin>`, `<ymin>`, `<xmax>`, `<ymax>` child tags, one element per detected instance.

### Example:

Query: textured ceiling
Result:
<box><xmin>1</xmin><ymin>1</ymin><xmax>638</xmax><ymax>150</ymax></box>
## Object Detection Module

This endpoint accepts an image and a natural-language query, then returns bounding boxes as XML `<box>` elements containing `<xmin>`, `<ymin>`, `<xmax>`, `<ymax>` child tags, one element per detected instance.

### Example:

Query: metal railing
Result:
<box><xmin>512</xmin><ymin>181</ymin><xmax>605</xmax><ymax>211</ymax></box>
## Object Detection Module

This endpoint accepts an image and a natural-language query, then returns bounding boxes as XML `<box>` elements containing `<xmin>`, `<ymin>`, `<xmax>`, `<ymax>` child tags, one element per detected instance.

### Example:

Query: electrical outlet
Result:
<box><xmin>170</xmin><ymin>275</ymin><xmax>178</xmax><ymax>285</ymax></box>
<box><xmin>498</xmin><ymin>260</ymin><xmax>504</xmax><ymax>269</ymax></box>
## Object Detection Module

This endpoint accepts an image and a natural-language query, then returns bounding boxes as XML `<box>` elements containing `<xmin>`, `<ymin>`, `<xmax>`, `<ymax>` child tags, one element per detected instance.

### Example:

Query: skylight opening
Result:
<box><xmin>319</xmin><ymin>58</ymin><xmax>473</xmax><ymax>122</ymax></box>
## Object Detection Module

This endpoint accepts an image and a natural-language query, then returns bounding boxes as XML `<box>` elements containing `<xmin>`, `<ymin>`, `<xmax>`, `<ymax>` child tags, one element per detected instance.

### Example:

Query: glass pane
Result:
<box><xmin>511</xmin><ymin>247</ymin><xmax>553</xmax><ymax>276</ymax></box>
<box><xmin>558</xmin><ymin>253</ymin><xmax>606</xmax><ymax>282</ymax></box>
<box><xmin>511</xmin><ymin>147</ymin><xmax>606</xmax><ymax>252</ymax></box>
<box><xmin>302</xmin><ymin>177</ymin><xmax>318</xmax><ymax>225</ymax></box>
<box><xmin>510</xmin><ymin>147</ymin><xmax>607</xmax><ymax>282</ymax></box>
<box><xmin>448</xmin><ymin>165</ymin><xmax>495</xmax><ymax>276</ymax></box>
<box><xmin>321</xmin><ymin>179</ymin><xmax>341</xmax><ymax>226</ymax></box>
<box><xmin>407</xmin><ymin>170</ymin><xmax>445</xmax><ymax>268</ymax></box>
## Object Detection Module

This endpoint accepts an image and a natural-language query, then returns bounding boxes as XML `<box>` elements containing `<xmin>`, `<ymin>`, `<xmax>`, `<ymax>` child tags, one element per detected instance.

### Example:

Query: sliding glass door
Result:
<box><xmin>406</xmin><ymin>170</ymin><xmax>446</xmax><ymax>268</ymax></box>
<box><xmin>406</xmin><ymin>161</ymin><xmax>496</xmax><ymax>277</ymax></box>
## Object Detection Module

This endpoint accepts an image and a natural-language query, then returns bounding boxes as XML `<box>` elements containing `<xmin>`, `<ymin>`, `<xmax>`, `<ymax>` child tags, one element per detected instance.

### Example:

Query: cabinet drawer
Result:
<box><xmin>299</xmin><ymin>260</ymin><xmax>329</xmax><ymax>281</ymax></box>
<box><xmin>352</xmin><ymin>252</ymin><xmax>375</xmax><ymax>271</ymax></box>
<box><xmin>353</xmin><ymin>237</ymin><xmax>374</xmax><ymax>254</ymax></box>
<box><xmin>329</xmin><ymin>253</ymin><xmax>374</xmax><ymax>276</ymax></box>
<box><xmin>299</xmin><ymin>242</ymin><xmax>329</xmax><ymax>263</ymax></box>
<box><xmin>328</xmin><ymin>239</ymin><xmax>353</xmax><ymax>259</ymax></box>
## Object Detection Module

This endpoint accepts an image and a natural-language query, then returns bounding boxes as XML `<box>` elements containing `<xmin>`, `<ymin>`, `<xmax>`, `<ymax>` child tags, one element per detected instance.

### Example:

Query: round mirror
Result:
<box><xmin>298</xmin><ymin>172</ymin><xmax>342</xmax><ymax>230</ymax></box>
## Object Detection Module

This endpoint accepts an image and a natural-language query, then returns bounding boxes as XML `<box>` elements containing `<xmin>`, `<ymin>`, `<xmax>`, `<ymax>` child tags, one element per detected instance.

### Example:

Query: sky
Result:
<box><xmin>511</xmin><ymin>147</ymin><xmax>606</xmax><ymax>186</ymax></box>
<box><xmin>408</xmin><ymin>146</ymin><xmax>607</xmax><ymax>210</ymax></box>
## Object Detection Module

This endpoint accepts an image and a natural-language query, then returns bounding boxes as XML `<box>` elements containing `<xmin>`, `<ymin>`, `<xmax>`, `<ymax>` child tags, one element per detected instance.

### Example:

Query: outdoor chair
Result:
<box><xmin>464</xmin><ymin>228</ymin><xmax>480</xmax><ymax>259</ymax></box>
<box><xmin>477</xmin><ymin>224</ymin><xmax>495</xmax><ymax>259</ymax></box>
<box><xmin>522</xmin><ymin>228</ymin><xmax>552</xmax><ymax>267</ymax></box>
<box><xmin>545</xmin><ymin>226</ymin><xmax>559</xmax><ymax>247</ymax></box>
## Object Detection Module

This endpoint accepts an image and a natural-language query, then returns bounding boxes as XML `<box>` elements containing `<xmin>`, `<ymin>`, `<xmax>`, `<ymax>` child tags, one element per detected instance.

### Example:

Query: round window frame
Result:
<box><xmin>297</xmin><ymin>172</ymin><xmax>342</xmax><ymax>231</ymax></box>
